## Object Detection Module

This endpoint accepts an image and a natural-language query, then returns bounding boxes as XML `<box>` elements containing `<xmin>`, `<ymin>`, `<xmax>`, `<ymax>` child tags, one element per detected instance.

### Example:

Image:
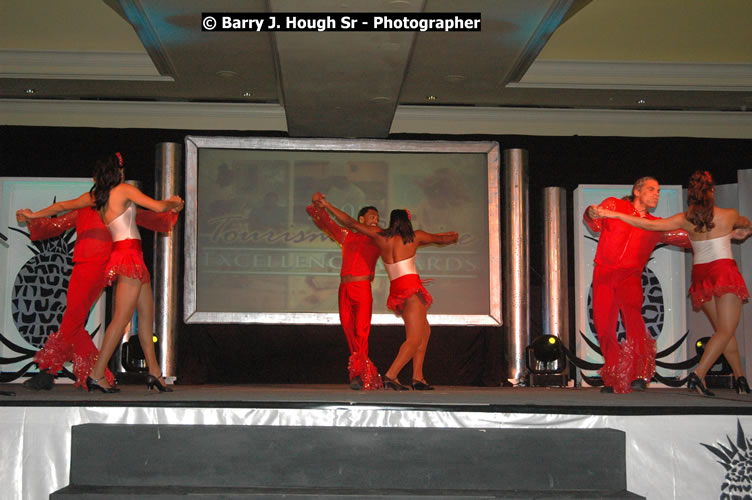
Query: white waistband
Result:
<box><xmin>691</xmin><ymin>234</ymin><xmax>732</xmax><ymax>265</ymax></box>
<box><xmin>383</xmin><ymin>256</ymin><xmax>417</xmax><ymax>281</ymax></box>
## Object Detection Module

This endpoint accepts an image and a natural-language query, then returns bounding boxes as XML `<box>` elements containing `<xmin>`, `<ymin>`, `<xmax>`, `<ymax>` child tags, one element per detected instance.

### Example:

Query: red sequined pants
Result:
<box><xmin>592</xmin><ymin>265</ymin><xmax>656</xmax><ymax>393</ymax></box>
<box><xmin>339</xmin><ymin>280</ymin><xmax>382</xmax><ymax>390</ymax></box>
<box><xmin>33</xmin><ymin>259</ymin><xmax>115</xmax><ymax>388</ymax></box>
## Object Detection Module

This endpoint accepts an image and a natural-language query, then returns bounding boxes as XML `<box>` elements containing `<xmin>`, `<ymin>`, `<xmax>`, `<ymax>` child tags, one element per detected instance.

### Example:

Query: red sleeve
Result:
<box><xmin>26</xmin><ymin>211</ymin><xmax>78</xmax><ymax>241</ymax></box>
<box><xmin>583</xmin><ymin>198</ymin><xmax>618</xmax><ymax>233</ymax></box>
<box><xmin>306</xmin><ymin>204</ymin><xmax>347</xmax><ymax>246</ymax></box>
<box><xmin>660</xmin><ymin>229</ymin><xmax>691</xmax><ymax>248</ymax></box>
<box><xmin>135</xmin><ymin>208</ymin><xmax>179</xmax><ymax>233</ymax></box>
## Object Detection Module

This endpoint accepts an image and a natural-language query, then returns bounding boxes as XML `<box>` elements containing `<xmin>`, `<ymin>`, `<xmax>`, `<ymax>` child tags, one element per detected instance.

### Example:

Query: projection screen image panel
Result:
<box><xmin>184</xmin><ymin>137</ymin><xmax>501</xmax><ymax>326</ymax></box>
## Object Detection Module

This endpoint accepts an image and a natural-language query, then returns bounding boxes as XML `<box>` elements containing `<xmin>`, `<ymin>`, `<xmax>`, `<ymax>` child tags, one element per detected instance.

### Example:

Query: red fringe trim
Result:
<box><xmin>34</xmin><ymin>331</ymin><xmax>74</xmax><ymax>373</ymax></box>
<box><xmin>386</xmin><ymin>275</ymin><xmax>433</xmax><ymax>314</ymax></box>
<box><xmin>599</xmin><ymin>336</ymin><xmax>656</xmax><ymax>394</ymax></box>
<box><xmin>689</xmin><ymin>259</ymin><xmax>749</xmax><ymax>310</ymax></box>
<box><xmin>348</xmin><ymin>352</ymin><xmax>383</xmax><ymax>390</ymax></box>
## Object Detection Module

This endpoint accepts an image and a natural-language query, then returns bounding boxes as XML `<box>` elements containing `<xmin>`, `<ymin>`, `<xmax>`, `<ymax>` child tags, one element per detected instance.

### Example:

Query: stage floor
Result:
<box><xmin>3</xmin><ymin>382</ymin><xmax>752</xmax><ymax>415</ymax></box>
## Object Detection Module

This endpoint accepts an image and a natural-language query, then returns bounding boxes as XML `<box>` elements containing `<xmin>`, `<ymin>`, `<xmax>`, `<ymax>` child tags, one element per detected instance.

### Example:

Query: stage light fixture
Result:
<box><xmin>526</xmin><ymin>335</ymin><xmax>565</xmax><ymax>375</ymax></box>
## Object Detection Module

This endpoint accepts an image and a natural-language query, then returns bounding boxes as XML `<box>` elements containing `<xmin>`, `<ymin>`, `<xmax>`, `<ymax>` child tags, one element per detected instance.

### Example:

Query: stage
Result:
<box><xmin>2</xmin><ymin>383</ymin><xmax>752</xmax><ymax>499</ymax></box>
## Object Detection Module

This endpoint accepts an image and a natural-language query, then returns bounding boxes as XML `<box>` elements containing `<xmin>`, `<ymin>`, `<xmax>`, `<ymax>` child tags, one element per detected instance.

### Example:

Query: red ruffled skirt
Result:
<box><xmin>105</xmin><ymin>239</ymin><xmax>150</xmax><ymax>286</ymax></box>
<box><xmin>689</xmin><ymin>258</ymin><xmax>749</xmax><ymax>310</ymax></box>
<box><xmin>386</xmin><ymin>274</ymin><xmax>433</xmax><ymax>314</ymax></box>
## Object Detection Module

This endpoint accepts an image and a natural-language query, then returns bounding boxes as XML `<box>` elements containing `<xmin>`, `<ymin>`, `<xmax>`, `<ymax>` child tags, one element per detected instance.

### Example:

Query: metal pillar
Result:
<box><xmin>502</xmin><ymin>149</ymin><xmax>530</xmax><ymax>385</ymax></box>
<box><xmin>541</xmin><ymin>187</ymin><xmax>570</xmax><ymax>381</ymax></box>
<box><xmin>154</xmin><ymin>143</ymin><xmax>183</xmax><ymax>381</ymax></box>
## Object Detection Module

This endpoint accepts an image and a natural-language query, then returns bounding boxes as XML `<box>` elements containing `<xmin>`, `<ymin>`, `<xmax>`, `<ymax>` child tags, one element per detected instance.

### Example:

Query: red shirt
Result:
<box><xmin>27</xmin><ymin>207</ymin><xmax>177</xmax><ymax>263</ymax></box>
<box><xmin>583</xmin><ymin>197</ymin><xmax>690</xmax><ymax>272</ymax></box>
<box><xmin>307</xmin><ymin>204</ymin><xmax>380</xmax><ymax>278</ymax></box>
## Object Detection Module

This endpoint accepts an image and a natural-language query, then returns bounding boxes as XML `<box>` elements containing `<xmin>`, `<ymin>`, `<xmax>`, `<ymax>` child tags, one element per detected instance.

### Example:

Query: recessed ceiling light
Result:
<box><xmin>636</xmin><ymin>98</ymin><xmax>646</xmax><ymax>104</ymax></box>
<box><xmin>25</xmin><ymin>88</ymin><xmax>35</xmax><ymax>95</ymax></box>
<box><xmin>243</xmin><ymin>91</ymin><xmax>254</xmax><ymax>97</ymax></box>
<box><xmin>426</xmin><ymin>95</ymin><xmax>437</xmax><ymax>101</ymax></box>
<box><xmin>217</xmin><ymin>70</ymin><xmax>238</xmax><ymax>79</ymax></box>
<box><xmin>370</xmin><ymin>96</ymin><xmax>390</xmax><ymax>103</ymax></box>
<box><xmin>444</xmin><ymin>74</ymin><xmax>466</xmax><ymax>83</ymax></box>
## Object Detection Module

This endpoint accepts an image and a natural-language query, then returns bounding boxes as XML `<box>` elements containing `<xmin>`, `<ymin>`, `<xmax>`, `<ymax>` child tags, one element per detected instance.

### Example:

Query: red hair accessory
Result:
<box><xmin>115</xmin><ymin>152</ymin><xmax>124</xmax><ymax>167</ymax></box>
<box><xmin>405</xmin><ymin>209</ymin><xmax>411</xmax><ymax>220</ymax></box>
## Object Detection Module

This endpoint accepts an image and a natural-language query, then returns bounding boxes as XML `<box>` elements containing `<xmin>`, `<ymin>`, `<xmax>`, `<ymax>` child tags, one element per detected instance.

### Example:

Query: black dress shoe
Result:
<box><xmin>350</xmin><ymin>375</ymin><xmax>363</xmax><ymax>390</ymax></box>
<box><xmin>23</xmin><ymin>371</ymin><xmax>55</xmax><ymax>391</ymax></box>
<box><xmin>411</xmin><ymin>379</ymin><xmax>435</xmax><ymax>391</ymax></box>
<box><xmin>86</xmin><ymin>376</ymin><xmax>120</xmax><ymax>394</ymax></box>
<box><xmin>736</xmin><ymin>376</ymin><xmax>751</xmax><ymax>394</ymax></box>
<box><xmin>383</xmin><ymin>376</ymin><xmax>410</xmax><ymax>391</ymax></box>
<box><xmin>145</xmin><ymin>374</ymin><xmax>173</xmax><ymax>393</ymax></box>
<box><xmin>600</xmin><ymin>386</ymin><xmax>614</xmax><ymax>394</ymax></box>
<box><xmin>687</xmin><ymin>372</ymin><xmax>714</xmax><ymax>397</ymax></box>
<box><xmin>630</xmin><ymin>379</ymin><xmax>647</xmax><ymax>392</ymax></box>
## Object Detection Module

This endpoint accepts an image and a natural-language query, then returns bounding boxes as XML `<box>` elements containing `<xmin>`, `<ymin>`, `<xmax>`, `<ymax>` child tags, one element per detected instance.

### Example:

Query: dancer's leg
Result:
<box><xmin>384</xmin><ymin>295</ymin><xmax>426</xmax><ymax>380</ymax></box>
<box><xmin>88</xmin><ymin>276</ymin><xmax>142</xmax><ymax>388</ymax></box>
<box><xmin>134</xmin><ymin>281</ymin><xmax>163</xmax><ymax>379</ymax></box>
<box><xmin>695</xmin><ymin>294</ymin><xmax>743</xmax><ymax>380</ymax></box>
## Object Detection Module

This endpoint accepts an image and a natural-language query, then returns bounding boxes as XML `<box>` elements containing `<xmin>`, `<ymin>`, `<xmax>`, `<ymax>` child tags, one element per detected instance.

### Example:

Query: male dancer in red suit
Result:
<box><xmin>307</xmin><ymin>193</ymin><xmax>383</xmax><ymax>390</ymax></box>
<box><xmin>16</xmin><ymin>205</ymin><xmax>177</xmax><ymax>390</ymax></box>
<box><xmin>584</xmin><ymin>177</ymin><xmax>690</xmax><ymax>393</ymax></box>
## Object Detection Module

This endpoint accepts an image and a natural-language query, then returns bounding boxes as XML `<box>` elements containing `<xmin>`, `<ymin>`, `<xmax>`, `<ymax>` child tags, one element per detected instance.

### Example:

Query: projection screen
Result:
<box><xmin>184</xmin><ymin>137</ymin><xmax>501</xmax><ymax>326</ymax></box>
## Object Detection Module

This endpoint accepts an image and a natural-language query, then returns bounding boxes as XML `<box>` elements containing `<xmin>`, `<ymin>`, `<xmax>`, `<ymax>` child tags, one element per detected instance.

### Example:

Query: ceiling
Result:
<box><xmin>1</xmin><ymin>0</ymin><xmax>751</xmax><ymax>138</ymax></box>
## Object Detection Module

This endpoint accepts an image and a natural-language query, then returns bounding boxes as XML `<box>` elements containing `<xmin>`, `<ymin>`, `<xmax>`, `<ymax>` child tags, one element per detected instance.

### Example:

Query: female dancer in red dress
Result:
<box><xmin>596</xmin><ymin>171</ymin><xmax>752</xmax><ymax>396</ymax></box>
<box><xmin>316</xmin><ymin>194</ymin><xmax>458</xmax><ymax>390</ymax></box>
<box><xmin>84</xmin><ymin>154</ymin><xmax>183</xmax><ymax>393</ymax></box>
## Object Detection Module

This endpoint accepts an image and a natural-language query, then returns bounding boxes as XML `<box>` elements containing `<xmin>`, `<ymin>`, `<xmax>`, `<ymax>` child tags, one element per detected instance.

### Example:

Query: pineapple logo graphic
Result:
<box><xmin>9</xmin><ymin>222</ymin><xmax>75</xmax><ymax>348</ymax></box>
<box><xmin>702</xmin><ymin>419</ymin><xmax>752</xmax><ymax>499</ymax></box>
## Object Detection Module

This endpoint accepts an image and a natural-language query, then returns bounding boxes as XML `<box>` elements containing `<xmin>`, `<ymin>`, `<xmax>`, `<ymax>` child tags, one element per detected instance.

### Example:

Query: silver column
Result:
<box><xmin>503</xmin><ymin>149</ymin><xmax>529</xmax><ymax>385</ymax></box>
<box><xmin>154</xmin><ymin>143</ymin><xmax>183</xmax><ymax>380</ymax></box>
<box><xmin>542</xmin><ymin>187</ymin><xmax>569</xmax><ymax>374</ymax></box>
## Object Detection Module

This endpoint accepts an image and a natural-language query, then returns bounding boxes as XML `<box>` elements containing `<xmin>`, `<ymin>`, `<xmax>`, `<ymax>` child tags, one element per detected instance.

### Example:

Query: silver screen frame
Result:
<box><xmin>184</xmin><ymin>136</ymin><xmax>501</xmax><ymax>326</ymax></box>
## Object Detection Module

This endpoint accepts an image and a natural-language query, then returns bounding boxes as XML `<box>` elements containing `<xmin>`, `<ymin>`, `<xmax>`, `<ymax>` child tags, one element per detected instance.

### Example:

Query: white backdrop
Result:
<box><xmin>0</xmin><ymin>178</ymin><xmax>106</xmax><ymax>378</ymax></box>
<box><xmin>574</xmin><ymin>184</ymin><xmax>687</xmax><ymax>384</ymax></box>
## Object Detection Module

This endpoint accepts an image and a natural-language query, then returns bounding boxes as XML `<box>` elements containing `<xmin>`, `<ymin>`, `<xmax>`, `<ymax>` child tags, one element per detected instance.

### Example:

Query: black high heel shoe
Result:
<box><xmin>412</xmin><ymin>379</ymin><xmax>435</xmax><ymax>391</ymax></box>
<box><xmin>736</xmin><ymin>376</ymin><xmax>751</xmax><ymax>395</ymax></box>
<box><xmin>383</xmin><ymin>376</ymin><xmax>410</xmax><ymax>391</ymax></box>
<box><xmin>687</xmin><ymin>372</ymin><xmax>715</xmax><ymax>397</ymax></box>
<box><xmin>145</xmin><ymin>374</ymin><xmax>173</xmax><ymax>393</ymax></box>
<box><xmin>86</xmin><ymin>376</ymin><xmax>120</xmax><ymax>394</ymax></box>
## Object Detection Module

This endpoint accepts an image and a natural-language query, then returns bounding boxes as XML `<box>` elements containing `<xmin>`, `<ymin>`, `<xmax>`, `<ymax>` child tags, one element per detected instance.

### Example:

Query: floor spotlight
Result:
<box><xmin>526</xmin><ymin>335</ymin><xmax>567</xmax><ymax>387</ymax></box>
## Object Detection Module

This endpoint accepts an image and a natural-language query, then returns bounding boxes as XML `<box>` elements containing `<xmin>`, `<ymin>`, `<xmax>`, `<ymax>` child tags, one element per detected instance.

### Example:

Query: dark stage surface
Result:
<box><xmin>3</xmin><ymin>383</ymin><xmax>752</xmax><ymax>415</ymax></box>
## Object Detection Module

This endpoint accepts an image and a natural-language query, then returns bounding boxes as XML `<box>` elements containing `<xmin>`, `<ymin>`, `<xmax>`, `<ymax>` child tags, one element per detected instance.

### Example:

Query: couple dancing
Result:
<box><xmin>307</xmin><ymin>192</ymin><xmax>458</xmax><ymax>391</ymax></box>
<box><xmin>17</xmin><ymin>153</ymin><xmax>183</xmax><ymax>393</ymax></box>
<box><xmin>593</xmin><ymin>171</ymin><xmax>751</xmax><ymax>396</ymax></box>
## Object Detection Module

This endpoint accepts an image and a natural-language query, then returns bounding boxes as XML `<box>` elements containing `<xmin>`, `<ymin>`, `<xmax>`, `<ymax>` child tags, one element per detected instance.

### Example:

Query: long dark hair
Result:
<box><xmin>89</xmin><ymin>153</ymin><xmax>123</xmax><ymax>211</ymax></box>
<box><xmin>685</xmin><ymin>170</ymin><xmax>715</xmax><ymax>232</ymax></box>
<box><xmin>379</xmin><ymin>209</ymin><xmax>414</xmax><ymax>244</ymax></box>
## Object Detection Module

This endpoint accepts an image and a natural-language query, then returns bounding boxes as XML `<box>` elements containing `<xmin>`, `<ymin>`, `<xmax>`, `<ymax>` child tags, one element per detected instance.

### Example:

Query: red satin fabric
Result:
<box><xmin>592</xmin><ymin>265</ymin><xmax>657</xmax><ymax>393</ymax></box>
<box><xmin>105</xmin><ymin>239</ymin><xmax>150</xmax><ymax>285</ymax></box>
<box><xmin>689</xmin><ymin>258</ymin><xmax>750</xmax><ymax>310</ymax></box>
<box><xmin>386</xmin><ymin>274</ymin><xmax>433</xmax><ymax>315</ymax></box>
<box><xmin>308</xmin><ymin>204</ymin><xmax>382</xmax><ymax>389</ymax></box>
<box><xmin>583</xmin><ymin>197</ymin><xmax>690</xmax><ymax>272</ymax></box>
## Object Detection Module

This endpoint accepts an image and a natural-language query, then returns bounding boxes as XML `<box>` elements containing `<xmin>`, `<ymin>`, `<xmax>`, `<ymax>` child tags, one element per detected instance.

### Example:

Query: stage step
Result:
<box><xmin>51</xmin><ymin>424</ymin><xmax>643</xmax><ymax>499</ymax></box>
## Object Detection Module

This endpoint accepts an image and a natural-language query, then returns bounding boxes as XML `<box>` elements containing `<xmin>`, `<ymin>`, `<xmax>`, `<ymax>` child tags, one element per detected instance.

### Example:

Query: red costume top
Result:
<box><xmin>583</xmin><ymin>197</ymin><xmax>690</xmax><ymax>270</ymax></box>
<box><xmin>306</xmin><ymin>205</ymin><xmax>380</xmax><ymax>277</ymax></box>
<box><xmin>27</xmin><ymin>207</ymin><xmax>177</xmax><ymax>256</ymax></box>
